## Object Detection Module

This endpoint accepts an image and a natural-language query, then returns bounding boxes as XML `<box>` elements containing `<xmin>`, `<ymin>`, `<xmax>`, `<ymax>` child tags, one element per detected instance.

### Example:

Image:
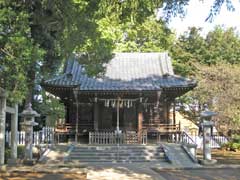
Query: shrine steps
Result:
<box><xmin>67</xmin><ymin>145</ymin><xmax>166</xmax><ymax>163</ymax></box>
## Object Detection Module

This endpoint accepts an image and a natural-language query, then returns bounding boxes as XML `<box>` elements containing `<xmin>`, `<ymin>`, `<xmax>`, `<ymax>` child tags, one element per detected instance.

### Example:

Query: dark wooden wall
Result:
<box><xmin>66</xmin><ymin>100</ymin><xmax>171</xmax><ymax>131</ymax></box>
<box><xmin>142</xmin><ymin>101</ymin><xmax>170</xmax><ymax>125</ymax></box>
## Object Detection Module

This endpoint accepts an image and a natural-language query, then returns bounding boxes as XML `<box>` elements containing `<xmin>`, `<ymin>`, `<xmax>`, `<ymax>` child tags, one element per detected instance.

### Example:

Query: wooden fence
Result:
<box><xmin>5</xmin><ymin>127</ymin><xmax>54</xmax><ymax>146</ymax></box>
<box><xmin>89</xmin><ymin>130</ymin><xmax>147</xmax><ymax>145</ymax></box>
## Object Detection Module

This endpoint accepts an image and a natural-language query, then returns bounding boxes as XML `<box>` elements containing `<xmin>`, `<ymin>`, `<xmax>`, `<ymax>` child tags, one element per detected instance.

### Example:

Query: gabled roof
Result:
<box><xmin>43</xmin><ymin>52</ymin><xmax>196</xmax><ymax>91</ymax></box>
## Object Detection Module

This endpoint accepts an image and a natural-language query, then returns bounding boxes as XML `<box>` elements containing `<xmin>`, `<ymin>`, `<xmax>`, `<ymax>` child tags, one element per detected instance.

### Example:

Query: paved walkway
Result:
<box><xmin>5</xmin><ymin>144</ymin><xmax>240</xmax><ymax>180</ymax></box>
<box><xmin>155</xmin><ymin>168</ymin><xmax>240</xmax><ymax>180</ymax></box>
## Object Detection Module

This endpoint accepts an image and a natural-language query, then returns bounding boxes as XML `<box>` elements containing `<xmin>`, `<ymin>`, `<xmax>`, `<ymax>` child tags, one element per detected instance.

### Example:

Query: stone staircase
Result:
<box><xmin>68</xmin><ymin>145</ymin><xmax>166</xmax><ymax>163</ymax></box>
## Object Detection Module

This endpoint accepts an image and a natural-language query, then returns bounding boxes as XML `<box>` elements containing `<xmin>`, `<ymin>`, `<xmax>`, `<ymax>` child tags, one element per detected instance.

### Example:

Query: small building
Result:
<box><xmin>42</xmin><ymin>52</ymin><xmax>197</xmax><ymax>144</ymax></box>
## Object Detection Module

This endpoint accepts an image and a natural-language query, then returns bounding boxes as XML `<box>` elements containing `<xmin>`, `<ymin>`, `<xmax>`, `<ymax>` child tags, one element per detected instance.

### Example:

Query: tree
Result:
<box><xmin>171</xmin><ymin>26</ymin><xmax>240</xmax><ymax>133</ymax></box>
<box><xmin>171</xmin><ymin>26</ymin><xmax>240</xmax><ymax>76</ymax></box>
<box><xmin>98</xmin><ymin>15</ymin><xmax>174</xmax><ymax>52</ymax></box>
<box><xmin>170</xmin><ymin>27</ymin><xmax>206</xmax><ymax>76</ymax></box>
<box><xmin>0</xmin><ymin>2</ymin><xmax>44</xmax><ymax>103</ymax></box>
<box><xmin>188</xmin><ymin>63</ymin><xmax>240</xmax><ymax>133</ymax></box>
<box><xmin>204</xmin><ymin>26</ymin><xmax>240</xmax><ymax>64</ymax></box>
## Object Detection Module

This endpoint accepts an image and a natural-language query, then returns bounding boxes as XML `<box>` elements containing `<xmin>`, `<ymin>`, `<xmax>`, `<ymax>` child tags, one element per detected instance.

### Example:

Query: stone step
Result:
<box><xmin>71</xmin><ymin>149</ymin><xmax>163</xmax><ymax>153</ymax></box>
<box><xmin>68</xmin><ymin>145</ymin><xmax>166</xmax><ymax>163</ymax></box>
<box><xmin>69</xmin><ymin>159</ymin><xmax>164</xmax><ymax>163</ymax></box>
<box><xmin>72</xmin><ymin>146</ymin><xmax>164</xmax><ymax>151</ymax></box>
<box><xmin>70</xmin><ymin>152</ymin><xmax>165</xmax><ymax>156</ymax></box>
<box><xmin>71</xmin><ymin>156</ymin><xmax>164</xmax><ymax>160</ymax></box>
<box><xmin>72</xmin><ymin>146</ymin><xmax>163</xmax><ymax>150</ymax></box>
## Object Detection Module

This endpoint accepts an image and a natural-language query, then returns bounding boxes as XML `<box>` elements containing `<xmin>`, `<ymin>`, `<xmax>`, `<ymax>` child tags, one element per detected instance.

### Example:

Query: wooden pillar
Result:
<box><xmin>73</xmin><ymin>89</ymin><xmax>79</xmax><ymax>143</ymax></box>
<box><xmin>11</xmin><ymin>104</ymin><xmax>18</xmax><ymax>159</ymax></box>
<box><xmin>0</xmin><ymin>88</ymin><xmax>7</xmax><ymax>165</ymax></box>
<box><xmin>166</xmin><ymin>101</ymin><xmax>170</xmax><ymax>124</ymax></box>
<box><xmin>138</xmin><ymin>103</ymin><xmax>143</xmax><ymax>144</ymax></box>
<box><xmin>173</xmin><ymin>101</ymin><xmax>176</xmax><ymax>125</ymax></box>
<box><xmin>116</xmin><ymin>98</ymin><xmax>120</xmax><ymax>132</ymax></box>
<box><xmin>94</xmin><ymin>98</ymin><xmax>98</xmax><ymax>131</ymax></box>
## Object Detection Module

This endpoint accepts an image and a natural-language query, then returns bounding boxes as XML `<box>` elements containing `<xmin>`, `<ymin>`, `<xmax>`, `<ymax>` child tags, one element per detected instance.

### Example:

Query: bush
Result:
<box><xmin>222</xmin><ymin>142</ymin><xmax>240</xmax><ymax>152</ymax></box>
<box><xmin>232</xmin><ymin>135</ymin><xmax>240</xmax><ymax>144</ymax></box>
<box><xmin>4</xmin><ymin>147</ymin><xmax>11</xmax><ymax>163</ymax></box>
<box><xmin>17</xmin><ymin>145</ymin><xmax>25</xmax><ymax>159</ymax></box>
<box><xmin>4</xmin><ymin>145</ymin><xmax>26</xmax><ymax>163</ymax></box>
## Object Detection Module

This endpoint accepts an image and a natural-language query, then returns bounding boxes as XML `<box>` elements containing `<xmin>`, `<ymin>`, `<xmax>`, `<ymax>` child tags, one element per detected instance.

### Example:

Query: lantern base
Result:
<box><xmin>23</xmin><ymin>159</ymin><xmax>36</xmax><ymax>166</ymax></box>
<box><xmin>7</xmin><ymin>158</ymin><xmax>18</xmax><ymax>166</ymax></box>
<box><xmin>199</xmin><ymin>159</ymin><xmax>217</xmax><ymax>165</ymax></box>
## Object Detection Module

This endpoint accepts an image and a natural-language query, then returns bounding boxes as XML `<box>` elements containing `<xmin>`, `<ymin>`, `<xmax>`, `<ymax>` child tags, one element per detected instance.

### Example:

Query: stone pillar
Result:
<box><xmin>11</xmin><ymin>104</ymin><xmax>18</xmax><ymax>159</ymax></box>
<box><xmin>0</xmin><ymin>88</ymin><xmax>7</xmax><ymax>165</ymax></box>
<box><xmin>20</xmin><ymin>104</ymin><xmax>39</xmax><ymax>164</ymax></box>
<box><xmin>93</xmin><ymin>101</ymin><xmax>99</xmax><ymax>131</ymax></box>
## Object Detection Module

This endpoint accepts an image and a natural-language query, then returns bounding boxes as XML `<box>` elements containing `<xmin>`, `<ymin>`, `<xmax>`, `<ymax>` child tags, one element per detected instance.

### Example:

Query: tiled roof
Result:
<box><xmin>43</xmin><ymin>52</ymin><xmax>196</xmax><ymax>91</ymax></box>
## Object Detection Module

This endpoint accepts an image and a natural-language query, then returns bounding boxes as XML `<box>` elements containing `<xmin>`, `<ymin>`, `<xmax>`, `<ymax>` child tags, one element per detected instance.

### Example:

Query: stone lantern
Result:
<box><xmin>200</xmin><ymin>110</ymin><xmax>217</xmax><ymax>165</ymax></box>
<box><xmin>20</xmin><ymin>103</ymin><xmax>39</xmax><ymax>163</ymax></box>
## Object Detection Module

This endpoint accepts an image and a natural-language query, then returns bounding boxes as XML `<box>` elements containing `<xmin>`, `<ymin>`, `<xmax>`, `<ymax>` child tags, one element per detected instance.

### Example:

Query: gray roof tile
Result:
<box><xmin>43</xmin><ymin>52</ymin><xmax>196</xmax><ymax>91</ymax></box>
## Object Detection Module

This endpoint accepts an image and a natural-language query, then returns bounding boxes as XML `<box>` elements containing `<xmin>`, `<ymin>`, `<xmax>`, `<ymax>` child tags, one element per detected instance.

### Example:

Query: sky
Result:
<box><xmin>167</xmin><ymin>0</ymin><xmax>240</xmax><ymax>36</ymax></box>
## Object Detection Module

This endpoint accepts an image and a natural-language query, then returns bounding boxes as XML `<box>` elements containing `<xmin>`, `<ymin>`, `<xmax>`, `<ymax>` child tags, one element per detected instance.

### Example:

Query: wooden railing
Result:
<box><xmin>55</xmin><ymin>123</ymin><xmax>93</xmax><ymax>134</ymax></box>
<box><xmin>143</xmin><ymin>123</ymin><xmax>180</xmax><ymax>133</ymax></box>
<box><xmin>89</xmin><ymin>130</ymin><xmax>147</xmax><ymax>145</ymax></box>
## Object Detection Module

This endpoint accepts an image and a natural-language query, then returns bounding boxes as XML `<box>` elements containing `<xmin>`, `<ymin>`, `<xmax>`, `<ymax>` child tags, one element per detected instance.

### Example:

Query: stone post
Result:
<box><xmin>0</xmin><ymin>88</ymin><xmax>7</xmax><ymax>165</ymax></box>
<box><xmin>11</xmin><ymin>104</ymin><xmax>18</xmax><ymax>160</ymax></box>
<box><xmin>20</xmin><ymin>104</ymin><xmax>39</xmax><ymax>164</ymax></box>
<box><xmin>200</xmin><ymin>110</ymin><xmax>217</xmax><ymax>165</ymax></box>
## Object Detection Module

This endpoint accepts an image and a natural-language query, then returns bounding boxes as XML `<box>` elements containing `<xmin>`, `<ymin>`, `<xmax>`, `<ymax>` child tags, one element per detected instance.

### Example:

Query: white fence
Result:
<box><xmin>5</xmin><ymin>127</ymin><xmax>54</xmax><ymax>146</ymax></box>
<box><xmin>189</xmin><ymin>135</ymin><xmax>229</xmax><ymax>149</ymax></box>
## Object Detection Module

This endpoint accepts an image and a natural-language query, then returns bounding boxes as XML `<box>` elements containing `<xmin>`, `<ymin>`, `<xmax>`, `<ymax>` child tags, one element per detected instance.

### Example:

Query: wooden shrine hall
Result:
<box><xmin>42</xmin><ymin>52</ymin><xmax>197</xmax><ymax>144</ymax></box>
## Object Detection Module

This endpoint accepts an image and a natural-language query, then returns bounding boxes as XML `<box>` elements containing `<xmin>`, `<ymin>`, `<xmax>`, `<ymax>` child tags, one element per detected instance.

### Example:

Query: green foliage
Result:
<box><xmin>4</xmin><ymin>147</ymin><xmax>11</xmax><ymax>163</ymax></box>
<box><xmin>98</xmin><ymin>15</ymin><xmax>174</xmax><ymax>53</ymax></box>
<box><xmin>172</xmin><ymin>26</ymin><xmax>240</xmax><ymax>131</ymax></box>
<box><xmin>171</xmin><ymin>27</ymin><xmax>205</xmax><ymax>76</ymax></box>
<box><xmin>0</xmin><ymin>1</ymin><xmax>45</xmax><ymax>103</ymax></box>
<box><xmin>0</xmin><ymin>0</ymin><xmax>239</xmax><ymax>112</ymax></box>
<box><xmin>205</xmin><ymin>27</ymin><xmax>240</xmax><ymax>64</ymax></box>
<box><xmin>4</xmin><ymin>145</ymin><xmax>25</xmax><ymax>162</ymax></box>
<box><xmin>222</xmin><ymin>142</ymin><xmax>240</xmax><ymax>152</ymax></box>
<box><xmin>17</xmin><ymin>145</ymin><xmax>25</xmax><ymax>159</ymax></box>
<box><xmin>34</xmin><ymin>92</ymin><xmax>65</xmax><ymax>126</ymax></box>
<box><xmin>171</xmin><ymin>26</ymin><xmax>240</xmax><ymax>76</ymax></box>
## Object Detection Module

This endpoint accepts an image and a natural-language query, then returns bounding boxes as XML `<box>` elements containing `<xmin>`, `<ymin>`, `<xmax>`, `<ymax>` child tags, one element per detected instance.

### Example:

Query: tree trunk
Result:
<box><xmin>24</xmin><ymin>66</ymin><xmax>36</xmax><ymax>107</ymax></box>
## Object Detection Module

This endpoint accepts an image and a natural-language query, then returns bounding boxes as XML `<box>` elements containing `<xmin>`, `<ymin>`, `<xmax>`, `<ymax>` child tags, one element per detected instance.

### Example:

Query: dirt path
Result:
<box><xmin>0</xmin><ymin>172</ymin><xmax>86</xmax><ymax>180</ymax></box>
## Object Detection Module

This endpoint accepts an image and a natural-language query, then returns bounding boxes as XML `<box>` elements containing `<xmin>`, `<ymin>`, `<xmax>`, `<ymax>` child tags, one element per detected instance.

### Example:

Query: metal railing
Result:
<box><xmin>171</xmin><ymin>131</ymin><xmax>197</xmax><ymax>146</ymax></box>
